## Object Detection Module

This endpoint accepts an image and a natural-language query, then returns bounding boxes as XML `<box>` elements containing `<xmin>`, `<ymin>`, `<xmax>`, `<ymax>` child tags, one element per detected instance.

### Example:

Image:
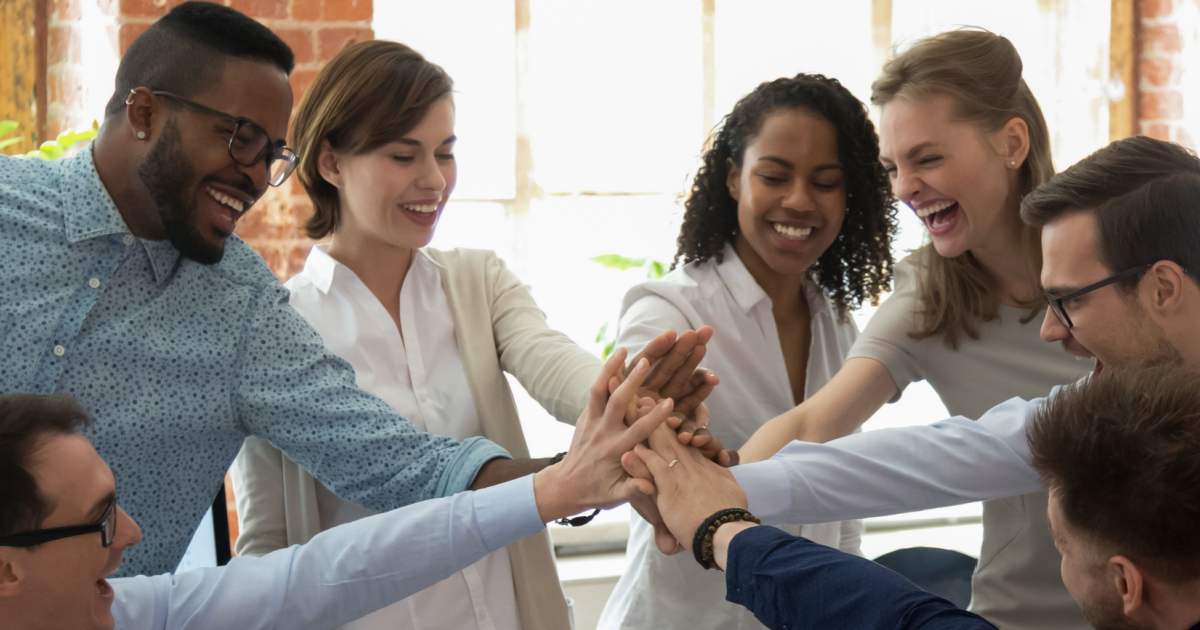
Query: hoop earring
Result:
<box><xmin>125</xmin><ymin>88</ymin><xmax>137</xmax><ymax>106</ymax></box>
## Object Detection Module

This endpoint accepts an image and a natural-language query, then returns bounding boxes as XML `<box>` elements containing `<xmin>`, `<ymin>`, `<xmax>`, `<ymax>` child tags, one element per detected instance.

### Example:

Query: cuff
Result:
<box><xmin>471</xmin><ymin>475</ymin><xmax>546</xmax><ymax>551</ymax></box>
<box><xmin>724</xmin><ymin>526</ymin><xmax>793</xmax><ymax>609</ymax></box>
<box><xmin>731</xmin><ymin>459</ymin><xmax>794</xmax><ymax>525</ymax></box>
<box><xmin>437</xmin><ymin>436</ymin><xmax>513</xmax><ymax>498</ymax></box>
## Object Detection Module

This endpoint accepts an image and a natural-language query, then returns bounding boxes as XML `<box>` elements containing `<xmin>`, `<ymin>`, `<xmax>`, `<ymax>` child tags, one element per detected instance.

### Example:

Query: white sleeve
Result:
<box><xmin>732</xmin><ymin>396</ymin><xmax>1045</xmax><ymax>524</ymax></box>
<box><xmin>615</xmin><ymin>294</ymin><xmax>694</xmax><ymax>360</ymax></box>
<box><xmin>109</xmin><ymin>476</ymin><xmax>544</xmax><ymax>630</ymax></box>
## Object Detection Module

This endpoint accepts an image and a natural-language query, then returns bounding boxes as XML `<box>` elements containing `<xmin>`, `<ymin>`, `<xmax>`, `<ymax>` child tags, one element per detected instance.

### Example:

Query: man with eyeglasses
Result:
<box><xmin>685</xmin><ymin>136</ymin><xmax>1200</xmax><ymax>555</ymax></box>
<box><xmin>0</xmin><ymin>352</ymin><xmax>673</xmax><ymax>630</ymax></box>
<box><xmin>0</xmin><ymin>1</ymin><xmax>713</xmax><ymax>578</ymax></box>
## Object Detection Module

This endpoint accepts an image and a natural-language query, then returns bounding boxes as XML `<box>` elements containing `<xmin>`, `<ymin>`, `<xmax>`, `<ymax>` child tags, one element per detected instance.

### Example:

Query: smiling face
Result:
<box><xmin>322</xmin><ymin>97</ymin><xmax>457</xmax><ymax>253</ymax></box>
<box><xmin>0</xmin><ymin>434</ymin><xmax>141</xmax><ymax>630</ymax></box>
<box><xmin>879</xmin><ymin>94</ymin><xmax>1024</xmax><ymax>259</ymax></box>
<box><xmin>137</xmin><ymin>59</ymin><xmax>292</xmax><ymax>264</ymax></box>
<box><xmin>727</xmin><ymin>109</ymin><xmax>845</xmax><ymax>281</ymax></box>
<box><xmin>1039</xmin><ymin>211</ymin><xmax>1178</xmax><ymax>370</ymax></box>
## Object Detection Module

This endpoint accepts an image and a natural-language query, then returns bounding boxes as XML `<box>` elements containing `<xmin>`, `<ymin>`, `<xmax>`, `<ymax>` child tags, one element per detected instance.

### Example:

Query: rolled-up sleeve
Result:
<box><xmin>234</xmin><ymin>284</ymin><xmax>510</xmax><ymax>512</ymax></box>
<box><xmin>111</xmin><ymin>476</ymin><xmax>545</xmax><ymax>630</ymax></box>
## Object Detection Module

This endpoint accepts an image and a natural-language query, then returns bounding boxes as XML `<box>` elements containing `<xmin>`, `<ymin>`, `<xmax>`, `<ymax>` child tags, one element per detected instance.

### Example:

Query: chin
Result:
<box><xmin>929</xmin><ymin>236</ymin><xmax>969</xmax><ymax>259</ymax></box>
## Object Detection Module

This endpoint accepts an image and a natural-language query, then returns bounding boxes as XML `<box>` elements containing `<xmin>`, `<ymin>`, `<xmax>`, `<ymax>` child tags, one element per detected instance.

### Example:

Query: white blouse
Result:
<box><xmin>597</xmin><ymin>243</ymin><xmax>864</xmax><ymax>630</ymax></box>
<box><xmin>285</xmin><ymin>244</ymin><xmax>520</xmax><ymax>630</ymax></box>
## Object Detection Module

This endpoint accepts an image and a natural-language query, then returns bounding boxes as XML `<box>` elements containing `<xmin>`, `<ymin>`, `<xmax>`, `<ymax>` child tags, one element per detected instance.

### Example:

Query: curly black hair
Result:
<box><xmin>675</xmin><ymin>74</ymin><xmax>897</xmax><ymax>319</ymax></box>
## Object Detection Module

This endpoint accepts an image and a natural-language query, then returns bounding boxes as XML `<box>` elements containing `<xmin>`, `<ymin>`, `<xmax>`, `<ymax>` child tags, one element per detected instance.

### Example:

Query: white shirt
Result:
<box><xmin>111</xmin><ymin>477</ymin><xmax>543</xmax><ymax>630</ymax></box>
<box><xmin>598</xmin><ymin>245</ymin><xmax>864</xmax><ymax>630</ymax></box>
<box><xmin>284</xmin><ymin>245</ymin><xmax>520</xmax><ymax>630</ymax></box>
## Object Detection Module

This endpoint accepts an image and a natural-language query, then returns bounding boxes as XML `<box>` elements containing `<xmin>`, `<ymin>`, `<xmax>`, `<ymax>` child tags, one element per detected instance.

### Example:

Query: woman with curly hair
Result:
<box><xmin>597</xmin><ymin>72</ymin><xmax>897</xmax><ymax>630</ymax></box>
<box><xmin>736</xmin><ymin>30</ymin><xmax>1094</xmax><ymax>630</ymax></box>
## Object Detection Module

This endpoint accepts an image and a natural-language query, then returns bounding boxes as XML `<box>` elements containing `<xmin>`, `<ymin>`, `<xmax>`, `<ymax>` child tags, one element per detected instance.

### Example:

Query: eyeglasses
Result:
<box><xmin>0</xmin><ymin>498</ymin><xmax>118</xmax><ymax>548</ymax></box>
<box><xmin>1044</xmin><ymin>264</ymin><xmax>1153</xmax><ymax>329</ymax></box>
<box><xmin>152</xmin><ymin>90</ymin><xmax>298</xmax><ymax>187</ymax></box>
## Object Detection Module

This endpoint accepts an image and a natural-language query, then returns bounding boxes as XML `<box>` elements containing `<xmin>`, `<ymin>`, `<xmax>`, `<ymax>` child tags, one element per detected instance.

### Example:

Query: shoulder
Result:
<box><xmin>619</xmin><ymin>261</ymin><xmax>714</xmax><ymax>325</ymax></box>
<box><xmin>0</xmin><ymin>155</ymin><xmax>66</xmax><ymax>216</ymax></box>
<box><xmin>207</xmin><ymin>236</ymin><xmax>285</xmax><ymax>290</ymax></box>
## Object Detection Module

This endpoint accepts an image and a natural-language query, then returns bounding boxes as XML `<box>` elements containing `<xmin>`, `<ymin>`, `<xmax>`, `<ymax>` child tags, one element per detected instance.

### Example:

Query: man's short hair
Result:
<box><xmin>103</xmin><ymin>1</ymin><xmax>294</xmax><ymax>117</ymax></box>
<box><xmin>1020</xmin><ymin>136</ymin><xmax>1200</xmax><ymax>289</ymax></box>
<box><xmin>0</xmin><ymin>394</ymin><xmax>91</xmax><ymax>538</ymax></box>
<box><xmin>1028</xmin><ymin>363</ymin><xmax>1200</xmax><ymax>582</ymax></box>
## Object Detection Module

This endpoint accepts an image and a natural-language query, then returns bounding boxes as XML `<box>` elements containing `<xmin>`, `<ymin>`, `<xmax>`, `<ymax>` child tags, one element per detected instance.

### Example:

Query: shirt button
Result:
<box><xmin>53</xmin><ymin>345</ymin><xmax>66</xmax><ymax>356</ymax></box>
<box><xmin>419</xmin><ymin>394</ymin><xmax>429</xmax><ymax>403</ymax></box>
<box><xmin>88</xmin><ymin>278</ymin><xmax>101</xmax><ymax>289</ymax></box>
<box><xmin>123</xmin><ymin>234</ymin><xmax>135</xmax><ymax>245</ymax></box>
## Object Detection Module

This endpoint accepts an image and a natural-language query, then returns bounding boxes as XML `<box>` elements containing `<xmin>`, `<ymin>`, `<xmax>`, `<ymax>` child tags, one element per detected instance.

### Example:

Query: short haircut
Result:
<box><xmin>1028</xmin><ymin>362</ymin><xmax>1200</xmax><ymax>582</ymax></box>
<box><xmin>291</xmin><ymin>40</ymin><xmax>453</xmax><ymax>239</ymax></box>
<box><xmin>103</xmin><ymin>1</ymin><xmax>294</xmax><ymax>117</ymax></box>
<box><xmin>0</xmin><ymin>394</ymin><xmax>91</xmax><ymax>538</ymax></box>
<box><xmin>1021</xmin><ymin>136</ymin><xmax>1200</xmax><ymax>289</ymax></box>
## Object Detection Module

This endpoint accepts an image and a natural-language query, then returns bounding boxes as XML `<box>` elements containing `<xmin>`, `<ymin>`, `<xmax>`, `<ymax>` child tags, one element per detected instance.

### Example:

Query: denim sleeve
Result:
<box><xmin>726</xmin><ymin>526</ymin><xmax>997</xmax><ymax>630</ymax></box>
<box><xmin>234</xmin><ymin>284</ymin><xmax>511</xmax><ymax>510</ymax></box>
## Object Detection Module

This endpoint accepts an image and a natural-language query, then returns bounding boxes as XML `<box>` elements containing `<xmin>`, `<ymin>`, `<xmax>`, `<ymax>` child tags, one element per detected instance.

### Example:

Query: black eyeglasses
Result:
<box><xmin>1044</xmin><ymin>264</ymin><xmax>1153</xmax><ymax>328</ymax></box>
<box><xmin>0</xmin><ymin>498</ymin><xmax>118</xmax><ymax>548</ymax></box>
<box><xmin>152</xmin><ymin>90</ymin><xmax>298</xmax><ymax>187</ymax></box>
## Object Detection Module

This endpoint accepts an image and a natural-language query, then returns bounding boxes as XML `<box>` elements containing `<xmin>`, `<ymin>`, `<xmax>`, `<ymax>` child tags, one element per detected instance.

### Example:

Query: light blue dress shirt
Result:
<box><xmin>111</xmin><ymin>476</ymin><xmax>544</xmax><ymax>630</ymax></box>
<box><xmin>0</xmin><ymin>149</ymin><xmax>510</xmax><ymax>576</ymax></box>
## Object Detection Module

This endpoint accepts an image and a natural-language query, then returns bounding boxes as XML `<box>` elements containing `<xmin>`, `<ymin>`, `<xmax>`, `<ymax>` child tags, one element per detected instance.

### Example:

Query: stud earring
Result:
<box><xmin>136</xmin><ymin>131</ymin><xmax>146</xmax><ymax>140</ymax></box>
<box><xmin>1009</xmin><ymin>160</ymin><xmax>1017</xmax><ymax>167</ymax></box>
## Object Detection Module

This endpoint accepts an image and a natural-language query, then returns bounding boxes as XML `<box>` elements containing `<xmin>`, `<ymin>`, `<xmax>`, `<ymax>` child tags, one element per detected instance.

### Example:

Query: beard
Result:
<box><xmin>137</xmin><ymin>118</ymin><xmax>225</xmax><ymax>265</ymax></box>
<box><xmin>1077</xmin><ymin>587</ymin><xmax>1149</xmax><ymax>630</ymax></box>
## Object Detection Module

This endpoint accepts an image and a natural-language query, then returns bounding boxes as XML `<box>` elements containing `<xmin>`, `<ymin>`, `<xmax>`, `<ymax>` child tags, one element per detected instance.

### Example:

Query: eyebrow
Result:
<box><xmin>1042</xmin><ymin>285</ymin><xmax>1084</xmax><ymax>298</ymax></box>
<box><xmin>756</xmin><ymin>156</ymin><xmax>843</xmax><ymax>172</ymax></box>
<box><xmin>86</xmin><ymin>491</ymin><xmax>116</xmax><ymax>522</ymax></box>
<box><xmin>395</xmin><ymin>135</ymin><xmax>458</xmax><ymax>148</ymax></box>
<box><xmin>904</xmin><ymin>142</ymin><xmax>938</xmax><ymax>160</ymax></box>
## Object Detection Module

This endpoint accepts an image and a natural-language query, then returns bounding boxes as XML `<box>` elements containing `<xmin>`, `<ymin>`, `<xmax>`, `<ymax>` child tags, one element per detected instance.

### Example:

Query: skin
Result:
<box><xmin>92</xmin><ymin>59</ymin><xmax>294</xmax><ymax>264</ymax></box>
<box><xmin>0</xmin><ymin>434</ymin><xmax>142</xmax><ymax>630</ymax></box>
<box><xmin>735</xmin><ymin>93</ymin><xmax>1040</xmax><ymax>464</ymax></box>
<box><xmin>727</xmin><ymin>109</ymin><xmax>847</xmax><ymax>406</ymax></box>
<box><xmin>0</xmin><ymin>357</ymin><xmax>672</xmax><ymax>630</ymax></box>
<box><xmin>1048</xmin><ymin>491</ymin><xmax>1200</xmax><ymax>630</ymax></box>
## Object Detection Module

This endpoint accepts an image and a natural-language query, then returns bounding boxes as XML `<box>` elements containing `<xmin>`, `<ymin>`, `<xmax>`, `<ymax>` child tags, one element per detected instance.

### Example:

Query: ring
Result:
<box><xmin>669</xmin><ymin>459</ymin><xmax>679</xmax><ymax>468</ymax></box>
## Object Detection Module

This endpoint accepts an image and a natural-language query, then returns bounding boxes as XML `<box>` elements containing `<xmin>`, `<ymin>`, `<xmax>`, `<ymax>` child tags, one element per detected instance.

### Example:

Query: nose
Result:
<box><xmin>114</xmin><ymin>507</ymin><xmax>142</xmax><ymax>550</ymax></box>
<box><xmin>1040</xmin><ymin>307</ymin><xmax>1070</xmax><ymax>344</ymax></box>
<box><xmin>893</xmin><ymin>168</ymin><xmax>921</xmax><ymax>205</ymax></box>
<box><xmin>781</xmin><ymin>181</ymin><xmax>814</xmax><ymax>212</ymax></box>
<box><xmin>416</xmin><ymin>155</ymin><xmax>447</xmax><ymax>193</ymax></box>
<box><xmin>234</xmin><ymin>158</ymin><xmax>271</xmax><ymax>194</ymax></box>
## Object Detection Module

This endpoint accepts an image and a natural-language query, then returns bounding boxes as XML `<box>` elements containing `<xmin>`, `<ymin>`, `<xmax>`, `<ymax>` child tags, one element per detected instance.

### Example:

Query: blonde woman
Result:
<box><xmin>231</xmin><ymin>40</ymin><xmax>713</xmax><ymax>630</ymax></box>
<box><xmin>737</xmin><ymin>30</ymin><xmax>1093</xmax><ymax>630</ymax></box>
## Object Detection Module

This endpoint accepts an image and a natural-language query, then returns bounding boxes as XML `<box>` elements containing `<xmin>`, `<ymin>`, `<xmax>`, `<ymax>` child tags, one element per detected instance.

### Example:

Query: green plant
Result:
<box><xmin>591</xmin><ymin>254</ymin><xmax>669</xmax><ymax>359</ymax></box>
<box><xmin>0</xmin><ymin>119</ymin><xmax>98</xmax><ymax>160</ymax></box>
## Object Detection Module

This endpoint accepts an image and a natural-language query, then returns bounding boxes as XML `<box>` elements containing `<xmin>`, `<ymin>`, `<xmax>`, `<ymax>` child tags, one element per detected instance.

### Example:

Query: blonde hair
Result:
<box><xmin>872</xmin><ymin>29</ymin><xmax>1050</xmax><ymax>348</ymax></box>
<box><xmin>290</xmin><ymin>40</ymin><xmax>453</xmax><ymax>239</ymax></box>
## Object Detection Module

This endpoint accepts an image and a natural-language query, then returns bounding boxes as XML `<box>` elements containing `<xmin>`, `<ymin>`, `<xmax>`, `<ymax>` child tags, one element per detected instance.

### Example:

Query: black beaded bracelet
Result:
<box><xmin>692</xmin><ymin>508</ymin><xmax>760</xmax><ymax>571</ymax></box>
<box><xmin>547</xmin><ymin>452</ymin><xmax>599</xmax><ymax>527</ymax></box>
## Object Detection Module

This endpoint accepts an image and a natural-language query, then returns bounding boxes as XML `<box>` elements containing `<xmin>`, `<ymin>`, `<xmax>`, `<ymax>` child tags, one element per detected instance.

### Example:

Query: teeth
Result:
<box><xmin>772</xmin><ymin>223</ymin><xmax>812</xmax><ymax>240</ymax></box>
<box><xmin>402</xmin><ymin>204</ymin><xmax>438</xmax><ymax>214</ymax></box>
<box><xmin>915</xmin><ymin>200</ymin><xmax>955</xmax><ymax>218</ymax></box>
<box><xmin>205</xmin><ymin>187</ymin><xmax>244</xmax><ymax>213</ymax></box>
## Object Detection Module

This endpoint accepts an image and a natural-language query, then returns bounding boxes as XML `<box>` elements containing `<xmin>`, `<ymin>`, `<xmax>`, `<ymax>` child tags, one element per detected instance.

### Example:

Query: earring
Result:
<box><xmin>1009</xmin><ymin>160</ymin><xmax>1017</xmax><ymax>167</ymax></box>
<box><xmin>136</xmin><ymin>131</ymin><xmax>146</xmax><ymax>140</ymax></box>
<box><xmin>125</xmin><ymin>88</ymin><xmax>137</xmax><ymax>106</ymax></box>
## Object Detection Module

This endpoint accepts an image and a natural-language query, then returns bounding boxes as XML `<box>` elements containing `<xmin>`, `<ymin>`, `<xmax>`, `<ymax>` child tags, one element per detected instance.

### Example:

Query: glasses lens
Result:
<box><xmin>268</xmin><ymin>148</ymin><xmax>298</xmax><ymax>186</ymax></box>
<box><xmin>1047</xmin><ymin>299</ymin><xmax>1070</xmax><ymax>329</ymax></box>
<box><xmin>230</xmin><ymin>122</ymin><xmax>270</xmax><ymax>166</ymax></box>
<box><xmin>101</xmin><ymin>502</ymin><xmax>116</xmax><ymax>547</ymax></box>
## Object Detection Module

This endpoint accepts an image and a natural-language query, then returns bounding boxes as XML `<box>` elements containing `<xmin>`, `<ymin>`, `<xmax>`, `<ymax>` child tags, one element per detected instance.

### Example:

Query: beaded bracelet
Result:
<box><xmin>547</xmin><ymin>452</ymin><xmax>600</xmax><ymax>527</ymax></box>
<box><xmin>692</xmin><ymin>508</ymin><xmax>760</xmax><ymax>571</ymax></box>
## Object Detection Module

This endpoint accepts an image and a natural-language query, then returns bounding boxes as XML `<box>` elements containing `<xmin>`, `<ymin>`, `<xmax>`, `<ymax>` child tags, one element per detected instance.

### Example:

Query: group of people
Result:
<box><xmin>0</xmin><ymin>2</ymin><xmax>1198</xmax><ymax>630</ymax></box>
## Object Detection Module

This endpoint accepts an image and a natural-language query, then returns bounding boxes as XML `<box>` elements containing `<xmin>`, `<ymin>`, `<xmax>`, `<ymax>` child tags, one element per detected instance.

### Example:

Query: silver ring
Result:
<box><xmin>668</xmin><ymin>459</ymin><xmax>679</xmax><ymax>468</ymax></box>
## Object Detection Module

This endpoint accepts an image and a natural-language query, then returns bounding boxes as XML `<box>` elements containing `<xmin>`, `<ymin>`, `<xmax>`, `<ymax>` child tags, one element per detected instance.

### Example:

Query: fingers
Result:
<box><xmin>622</xmin><ymin>449</ymin><xmax>652</xmax><ymax>480</ymax></box>
<box><xmin>589</xmin><ymin>348</ymin><xmax>627</xmax><ymax>422</ymax></box>
<box><xmin>605</xmin><ymin>354</ymin><xmax>649</xmax><ymax>428</ymax></box>
<box><xmin>645</xmin><ymin>420</ymin><xmax>690</xmax><ymax>464</ymax></box>
<box><xmin>675</xmin><ymin>417</ymin><xmax>698</xmax><ymax>444</ymax></box>
<box><xmin>627</xmin><ymin>330</ymin><xmax>677</xmax><ymax>377</ymax></box>
<box><xmin>619</xmin><ymin>398</ymin><xmax>673</xmax><ymax>453</ymax></box>
<box><xmin>672</xmin><ymin>372</ymin><xmax>718</xmax><ymax>420</ymax></box>
<box><xmin>659</xmin><ymin>344</ymin><xmax>707</xmax><ymax>402</ymax></box>
<box><xmin>717</xmin><ymin>449</ymin><xmax>740</xmax><ymax>468</ymax></box>
<box><xmin>688</xmin><ymin>427</ymin><xmax>713</xmax><ymax>448</ymax></box>
<box><xmin>623</xmin><ymin>476</ymin><xmax>655</xmax><ymax>497</ymax></box>
<box><xmin>633</xmin><ymin>443</ymin><xmax>676</xmax><ymax>494</ymax></box>
<box><xmin>641</xmin><ymin>329</ymin><xmax>700</xmax><ymax>393</ymax></box>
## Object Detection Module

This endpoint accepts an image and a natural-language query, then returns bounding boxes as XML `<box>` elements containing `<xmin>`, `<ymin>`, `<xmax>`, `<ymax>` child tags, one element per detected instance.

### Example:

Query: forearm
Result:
<box><xmin>469</xmin><ymin>456</ymin><xmax>553</xmax><ymax>491</ymax></box>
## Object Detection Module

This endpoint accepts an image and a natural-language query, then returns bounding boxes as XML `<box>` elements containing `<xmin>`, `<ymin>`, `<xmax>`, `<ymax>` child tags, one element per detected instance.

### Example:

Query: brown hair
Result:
<box><xmin>291</xmin><ymin>40</ymin><xmax>454</xmax><ymax>239</ymax></box>
<box><xmin>872</xmin><ymin>29</ymin><xmax>1052</xmax><ymax>348</ymax></box>
<box><xmin>0</xmin><ymin>394</ymin><xmax>91</xmax><ymax>537</ymax></box>
<box><xmin>1028</xmin><ymin>361</ymin><xmax>1200</xmax><ymax>583</ymax></box>
<box><xmin>1021</xmin><ymin>136</ymin><xmax>1200</xmax><ymax>289</ymax></box>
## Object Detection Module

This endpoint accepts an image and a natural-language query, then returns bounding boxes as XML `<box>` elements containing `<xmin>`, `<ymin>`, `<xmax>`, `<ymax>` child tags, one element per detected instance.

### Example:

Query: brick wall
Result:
<box><xmin>1139</xmin><ymin>0</ymin><xmax>1200</xmax><ymax>148</ymax></box>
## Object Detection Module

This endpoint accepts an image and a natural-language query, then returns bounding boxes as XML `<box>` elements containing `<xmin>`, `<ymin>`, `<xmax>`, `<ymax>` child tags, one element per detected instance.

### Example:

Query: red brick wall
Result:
<box><xmin>1139</xmin><ymin>0</ymin><xmax>1197</xmax><ymax>148</ymax></box>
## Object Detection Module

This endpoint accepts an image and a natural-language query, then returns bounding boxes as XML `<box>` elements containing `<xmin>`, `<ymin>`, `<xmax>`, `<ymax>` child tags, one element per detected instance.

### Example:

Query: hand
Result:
<box><xmin>616</xmin><ymin>328</ymin><xmax>721</xmax><ymax>448</ymax></box>
<box><xmin>624</xmin><ymin>423</ymin><xmax>748</xmax><ymax>553</ymax></box>
<box><xmin>533</xmin><ymin>348</ymin><xmax>674</xmax><ymax>522</ymax></box>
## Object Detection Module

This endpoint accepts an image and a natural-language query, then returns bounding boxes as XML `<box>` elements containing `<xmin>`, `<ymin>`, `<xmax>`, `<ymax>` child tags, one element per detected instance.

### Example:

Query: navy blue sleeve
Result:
<box><xmin>725</xmin><ymin>526</ymin><xmax>998</xmax><ymax>630</ymax></box>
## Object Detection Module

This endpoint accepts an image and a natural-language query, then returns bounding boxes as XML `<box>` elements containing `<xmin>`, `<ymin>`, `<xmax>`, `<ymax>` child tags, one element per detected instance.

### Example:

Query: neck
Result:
<box><xmin>326</xmin><ymin>231</ymin><xmax>414</xmax><ymax>309</ymax></box>
<box><xmin>969</xmin><ymin>211</ymin><xmax>1036</xmax><ymax>306</ymax></box>
<box><xmin>91</xmin><ymin>122</ymin><xmax>166</xmax><ymax>239</ymax></box>
<box><xmin>733</xmin><ymin>236</ymin><xmax>807</xmax><ymax>314</ymax></box>
<box><xmin>1142</xmin><ymin>579</ymin><xmax>1200</xmax><ymax>630</ymax></box>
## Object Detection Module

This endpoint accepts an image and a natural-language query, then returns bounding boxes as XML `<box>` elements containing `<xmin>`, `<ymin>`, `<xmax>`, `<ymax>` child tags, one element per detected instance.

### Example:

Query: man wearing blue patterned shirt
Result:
<box><xmin>0</xmin><ymin>2</ymin><xmax>707</xmax><ymax>576</ymax></box>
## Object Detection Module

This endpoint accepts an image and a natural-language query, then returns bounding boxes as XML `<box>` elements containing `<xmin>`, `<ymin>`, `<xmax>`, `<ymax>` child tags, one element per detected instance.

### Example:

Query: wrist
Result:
<box><xmin>713</xmin><ymin>521</ymin><xmax>758</xmax><ymax>570</ymax></box>
<box><xmin>532</xmin><ymin>459</ymin><xmax>581</xmax><ymax>523</ymax></box>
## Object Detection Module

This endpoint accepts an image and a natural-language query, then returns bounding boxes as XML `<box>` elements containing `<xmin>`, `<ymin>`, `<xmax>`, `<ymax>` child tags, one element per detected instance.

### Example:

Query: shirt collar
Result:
<box><xmin>713</xmin><ymin>242</ymin><xmax>833</xmax><ymax>319</ymax></box>
<box><xmin>63</xmin><ymin>147</ymin><xmax>134</xmax><ymax>244</ymax></box>
<box><xmin>303</xmin><ymin>245</ymin><xmax>444</xmax><ymax>294</ymax></box>
<box><xmin>143</xmin><ymin>239</ymin><xmax>182</xmax><ymax>285</ymax></box>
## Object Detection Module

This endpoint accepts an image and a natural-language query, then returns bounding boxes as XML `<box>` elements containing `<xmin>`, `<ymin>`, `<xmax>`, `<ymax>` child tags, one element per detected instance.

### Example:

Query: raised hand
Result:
<box><xmin>616</xmin><ymin>328</ymin><xmax>722</xmax><ymax>452</ymax></box>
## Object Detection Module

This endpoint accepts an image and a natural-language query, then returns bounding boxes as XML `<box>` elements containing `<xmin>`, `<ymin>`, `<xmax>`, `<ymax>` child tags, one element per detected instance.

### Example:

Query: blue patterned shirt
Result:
<box><xmin>0</xmin><ymin>149</ymin><xmax>510</xmax><ymax>576</ymax></box>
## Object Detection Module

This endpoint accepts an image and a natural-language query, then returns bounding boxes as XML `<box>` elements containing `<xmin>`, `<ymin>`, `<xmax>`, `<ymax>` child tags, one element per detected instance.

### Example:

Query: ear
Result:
<box><xmin>997</xmin><ymin>117</ymin><xmax>1030</xmax><ymax>170</ymax></box>
<box><xmin>0</xmin><ymin>552</ymin><xmax>21</xmax><ymax>598</ymax></box>
<box><xmin>1144</xmin><ymin>261</ymin><xmax>1188</xmax><ymax>316</ymax></box>
<box><xmin>1108</xmin><ymin>555</ymin><xmax>1145</xmax><ymax>616</ymax></box>
<box><xmin>124</xmin><ymin>87</ymin><xmax>158</xmax><ymax>142</ymax></box>
<box><xmin>316</xmin><ymin>140</ymin><xmax>345</xmax><ymax>190</ymax></box>
<box><xmin>725</xmin><ymin>157</ymin><xmax>742</xmax><ymax>202</ymax></box>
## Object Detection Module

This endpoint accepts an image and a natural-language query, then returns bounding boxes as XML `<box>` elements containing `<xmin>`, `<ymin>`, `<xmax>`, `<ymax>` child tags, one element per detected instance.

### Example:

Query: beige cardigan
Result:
<box><xmin>231</xmin><ymin>247</ymin><xmax>601</xmax><ymax>630</ymax></box>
